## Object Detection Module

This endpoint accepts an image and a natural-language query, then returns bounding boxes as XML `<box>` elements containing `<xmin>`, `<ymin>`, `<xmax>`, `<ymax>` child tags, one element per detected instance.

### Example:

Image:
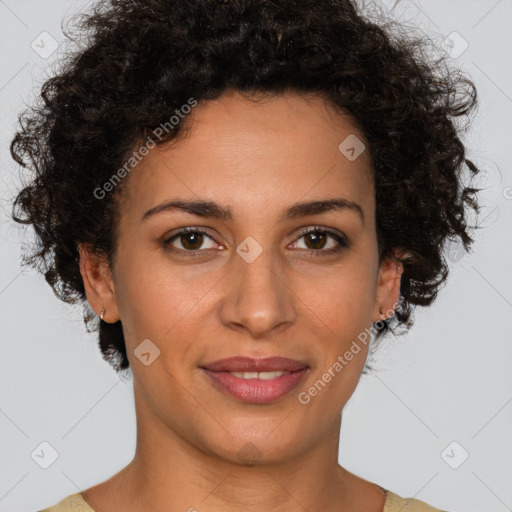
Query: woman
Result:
<box><xmin>10</xmin><ymin>0</ymin><xmax>481</xmax><ymax>510</ymax></box>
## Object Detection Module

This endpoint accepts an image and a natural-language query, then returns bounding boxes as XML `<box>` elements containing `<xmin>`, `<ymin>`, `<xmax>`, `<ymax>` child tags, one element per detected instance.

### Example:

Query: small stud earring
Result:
<box><xmin>100</xmin><ymin>308</ymin><xmax>105</xmax><ymax>321</ymax></box>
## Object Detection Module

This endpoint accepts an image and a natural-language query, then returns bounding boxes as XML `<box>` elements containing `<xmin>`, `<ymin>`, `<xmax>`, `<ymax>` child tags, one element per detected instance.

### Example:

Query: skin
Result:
<box><xmin>78</xmin><ymin>89</ymin><xmax>405</xmax><ymax>512</ymax></box>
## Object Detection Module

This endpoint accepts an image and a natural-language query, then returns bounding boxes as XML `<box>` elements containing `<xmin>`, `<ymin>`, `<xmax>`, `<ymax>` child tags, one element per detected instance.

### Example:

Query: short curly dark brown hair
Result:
<box><xmin>10</xmin><ymin>0</ymin><xmax>482</xmax><ymax>375</ymax></box>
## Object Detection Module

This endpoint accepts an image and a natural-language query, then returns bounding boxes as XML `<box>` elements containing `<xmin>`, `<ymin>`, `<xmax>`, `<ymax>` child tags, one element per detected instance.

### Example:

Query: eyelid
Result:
<box><xmin>291</xmin><ymin>226</ymin><xmax>348</xmax><ymax>252</ymax></box>
<box><xmin>162</xmin><ymin>225</ymin><xmax>349</xmax><ymax>256</ymax></box>
<box><xmin>162</xmin><ymin>226</ymin><xmax>221</xmax><ymax>250</ymax></box>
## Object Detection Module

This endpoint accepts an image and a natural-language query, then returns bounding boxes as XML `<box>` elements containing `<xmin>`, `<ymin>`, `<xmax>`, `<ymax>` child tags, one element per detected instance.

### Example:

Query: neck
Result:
<box><xmin>82</xmin><ymin>382</ymin><xmax>385</xmax><ymax>512</ymax></box>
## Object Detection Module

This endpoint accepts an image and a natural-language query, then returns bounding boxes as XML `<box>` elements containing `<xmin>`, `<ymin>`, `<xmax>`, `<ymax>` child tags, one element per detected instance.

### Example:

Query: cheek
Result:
<box><xmin>114</xmin><ymin>252</ymin><xmax>217</xmax><ymax>355</ymax></box>
<box><xmin>301</xmin><ymin>264</ymin><xmax>376</xmax><ymax>334</ymax></box>
<box><xmin>295</xmin><ymin>262</ymin><xmax>375</xmax><ymax>392</ymax></box>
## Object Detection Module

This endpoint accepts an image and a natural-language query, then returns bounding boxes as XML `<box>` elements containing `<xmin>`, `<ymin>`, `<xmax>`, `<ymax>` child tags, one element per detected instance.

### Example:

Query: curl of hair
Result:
<box><xmin>10</xmin><ymin>0</ymin><xmax>482</xmax><ymax>373</ymax></box>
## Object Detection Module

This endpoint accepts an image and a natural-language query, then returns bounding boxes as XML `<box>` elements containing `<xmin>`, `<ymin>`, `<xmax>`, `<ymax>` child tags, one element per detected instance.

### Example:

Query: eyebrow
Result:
<box><xmin>141</xmin><ymin>197</ymin><xmax>364</xmax><ymax>224</ymax></box>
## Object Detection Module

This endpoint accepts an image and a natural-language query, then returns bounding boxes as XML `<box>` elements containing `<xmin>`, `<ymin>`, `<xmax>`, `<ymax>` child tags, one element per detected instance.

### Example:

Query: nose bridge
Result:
<box><xmin>220</xmin><ymin>238</ymin><xmax>296</xmax><ymax>336</ymax></box>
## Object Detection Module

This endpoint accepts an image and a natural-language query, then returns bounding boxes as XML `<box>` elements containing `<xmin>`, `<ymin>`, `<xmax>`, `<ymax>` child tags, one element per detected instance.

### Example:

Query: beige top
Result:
<box><xmin>39</xmin><ymin>488</ymin><xmax>448</xmax><ymax>511</ymax></box>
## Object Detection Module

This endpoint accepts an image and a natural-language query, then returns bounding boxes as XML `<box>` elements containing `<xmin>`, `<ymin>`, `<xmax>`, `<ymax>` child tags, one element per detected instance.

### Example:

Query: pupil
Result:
<box><xmin>182</xmin><ymin>232</ymin><xmax>203</xmax><ymax>250</ymax></box>
<box><xmin>306</xmin><ymin>231</ymin><xmax>325</xmax><ymax>249</ymax></box>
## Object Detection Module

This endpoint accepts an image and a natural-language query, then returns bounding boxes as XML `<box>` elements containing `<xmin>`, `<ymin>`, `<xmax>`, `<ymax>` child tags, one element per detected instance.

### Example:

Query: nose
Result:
<box><xmin>219</xmin><ymin>242</ymin><xmax>297</xmax><ymax>338</ymax></box>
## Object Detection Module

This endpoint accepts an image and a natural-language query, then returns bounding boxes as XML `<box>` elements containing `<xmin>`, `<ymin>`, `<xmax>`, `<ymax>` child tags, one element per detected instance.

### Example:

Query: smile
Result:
<box><xmin>201</xmin><ymin>367</ymin><xmax>310</xmax><ymax>403</ymax></box>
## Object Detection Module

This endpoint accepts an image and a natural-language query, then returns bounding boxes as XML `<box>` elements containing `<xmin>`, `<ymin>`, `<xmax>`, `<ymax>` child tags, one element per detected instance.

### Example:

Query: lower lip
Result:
<box><xmin>201</xmin><ymin>368</ymin><xmax>309</xmax><ymax>404</ymax></box>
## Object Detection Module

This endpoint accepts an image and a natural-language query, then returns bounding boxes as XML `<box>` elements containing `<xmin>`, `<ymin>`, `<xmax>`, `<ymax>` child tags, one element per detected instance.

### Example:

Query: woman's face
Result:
<box><xmin>84</xmin><ymin>89</ymin><xmax>402</xmax><ymax>464</ymax></box>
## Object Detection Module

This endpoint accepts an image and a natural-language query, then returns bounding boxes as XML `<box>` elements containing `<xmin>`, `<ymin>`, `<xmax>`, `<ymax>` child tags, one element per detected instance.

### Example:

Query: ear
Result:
<box><xmin>372</xmin><ymin>248</ymin><xmax>408</xmax><ymax>322</ymax></box>
<box><xmin>78</xmin><ymin>243</ymin><xmax>120</xmax><ymax>323</ymax></box>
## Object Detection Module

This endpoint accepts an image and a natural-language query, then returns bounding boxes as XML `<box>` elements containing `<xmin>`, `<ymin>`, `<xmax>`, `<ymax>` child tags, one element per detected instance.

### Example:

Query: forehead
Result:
<box><xmin>120</xmin><ymin>90</ymin><xmax>374</xmax><ymax>223</ymax></box>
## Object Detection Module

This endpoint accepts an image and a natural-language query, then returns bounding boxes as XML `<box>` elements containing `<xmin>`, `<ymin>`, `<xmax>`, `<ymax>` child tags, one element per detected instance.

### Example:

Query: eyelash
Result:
<box><xmin>162</xmin><ymin>226</ymin><xmax>348</xmax><ymax>257</ymax></box>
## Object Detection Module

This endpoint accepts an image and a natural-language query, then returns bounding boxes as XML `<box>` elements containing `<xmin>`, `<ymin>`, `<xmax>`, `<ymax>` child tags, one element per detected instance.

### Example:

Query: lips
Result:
<box><xmin>200</xmin><ymin>356</ymin><xmax>309</xmax><ymax>373</ymax></box>
<box><xmin>200</xmin><ymin>356</ymin><xmax>310</xmax><ymax>403</ymax></box>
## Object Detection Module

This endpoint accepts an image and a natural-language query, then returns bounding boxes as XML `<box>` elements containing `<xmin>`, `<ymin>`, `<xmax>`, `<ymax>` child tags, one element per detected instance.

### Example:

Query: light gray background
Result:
<box><xmin>1</xmin><ymin>1</ymin><xmax>511</xmax><ymax>511</ymax></box>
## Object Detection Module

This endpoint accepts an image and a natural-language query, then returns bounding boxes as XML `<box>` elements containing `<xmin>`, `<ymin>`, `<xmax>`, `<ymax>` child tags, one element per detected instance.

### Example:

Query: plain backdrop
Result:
<box><xmin>0</xmin><ymin>1</ymin><xmax>511</xmax><ymax>511</ymax></box>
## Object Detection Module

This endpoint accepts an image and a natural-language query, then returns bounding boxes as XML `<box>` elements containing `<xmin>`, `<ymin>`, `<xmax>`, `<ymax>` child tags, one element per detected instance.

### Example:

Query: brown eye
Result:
<box><xmin>162</xmin><ymin>228</ymin><xmax>219</xmax><ymax>254</ymax></box>
<box><xmin>179</xmin><ymin>231</ymin><xmax>205</xmax><ymax>251</ymax></box>
<box><xmin>303</xmin><ymin>230</ymin><xmax>328</xmax><ymax>250</ymax></box>
<box><xmin>291</xmin><ymin>227</ymin><xmax>349</xmax><ymax>257</ymax></box>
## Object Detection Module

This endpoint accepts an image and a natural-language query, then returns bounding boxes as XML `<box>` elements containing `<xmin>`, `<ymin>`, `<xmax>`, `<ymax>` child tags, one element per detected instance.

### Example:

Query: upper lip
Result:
<box><xmin>200</xmin><ymin>356</ymin><xmax>309</xmax><ymax>372</ymax></box>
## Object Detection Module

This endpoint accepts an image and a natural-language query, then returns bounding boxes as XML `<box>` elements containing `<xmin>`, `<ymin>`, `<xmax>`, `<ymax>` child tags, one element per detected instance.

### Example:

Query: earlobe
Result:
<box><xmin>78</xmin><ymin>243</ymin><xmax>120</xmax><ymax>322</ymax></box>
